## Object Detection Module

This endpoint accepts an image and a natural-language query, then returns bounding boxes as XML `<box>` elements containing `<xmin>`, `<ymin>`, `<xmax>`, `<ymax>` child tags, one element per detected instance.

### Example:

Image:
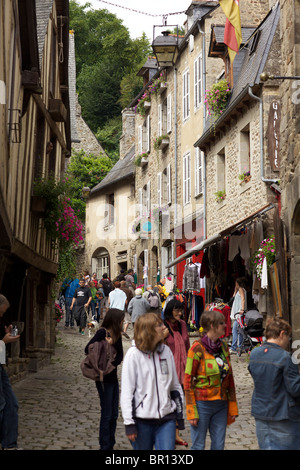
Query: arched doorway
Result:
<box><xmin>91</xmin><ymin>247</ymin><xmax>110</xmax><ymax>280</ymax></box>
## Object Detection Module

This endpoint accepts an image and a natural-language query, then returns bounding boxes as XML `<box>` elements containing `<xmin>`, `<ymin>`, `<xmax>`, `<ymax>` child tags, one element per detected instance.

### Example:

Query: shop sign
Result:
<box><xmin>267</xmin><ymin>100</ymin><xmax>280</xmax><ymax>172</ymax></box>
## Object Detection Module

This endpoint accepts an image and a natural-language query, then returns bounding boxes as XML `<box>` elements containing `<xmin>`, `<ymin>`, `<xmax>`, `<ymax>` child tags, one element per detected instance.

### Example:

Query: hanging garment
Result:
<box><xmin>183</xmin><ymin>264</ymin><xmax>200</xmax><ymax>291</ymax></box>
<box><xmin>261</xmin><ymin>257</ymin><xmax>268</xmax><ymax>289</ymax></box>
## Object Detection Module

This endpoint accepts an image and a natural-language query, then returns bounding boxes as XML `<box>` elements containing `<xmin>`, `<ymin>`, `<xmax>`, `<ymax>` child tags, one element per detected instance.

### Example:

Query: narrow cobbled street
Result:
<box><xmin>12</xmin><ymin>320</ymin><xmax>258</xmax><ymax>451</ymax></box>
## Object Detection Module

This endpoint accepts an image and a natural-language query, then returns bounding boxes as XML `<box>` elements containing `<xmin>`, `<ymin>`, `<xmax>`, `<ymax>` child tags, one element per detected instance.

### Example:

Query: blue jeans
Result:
<box><xmin>96</xmin><ymin>381</ymin><xmax>119</xmax><ymax>450</ymax></box>
<box><xmin>256</xmin><ymin>418</ymin><xmax>300</xmax><ymax>450</ymax></box>
<box><xmin>131</xmin><ymin>418</ymin><xmax>176</xmax><ymax>450</ymax></box>
<box><xmin>190</xmin><ymin>400</ymin><xmax>228</xmax><ymax>450</ymax></box>
<box><xmin>0</xmin><ymin>366</ymin><xmax>19</xmax><ymax>449</ymax></box>
<box><xmin>65</xmin><ymin>297</ymin><xmax>74</xmax><ymax>327</ymax></box>
<box><xmin>231</xmin><ymin>319</ymin><xmax>243</xmax><ymax>351</ymax></box>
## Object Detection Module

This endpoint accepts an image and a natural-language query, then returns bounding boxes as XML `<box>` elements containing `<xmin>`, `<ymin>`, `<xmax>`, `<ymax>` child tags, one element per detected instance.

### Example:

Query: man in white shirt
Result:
<box><xmin>0</xmin><ymin>294</ymin><xmax>20</xmax><ymax>449</ymax></box>
<box><xmin>108</xmin><ymin>281</ymin><xmax>127</xmax><ymax>311</ymax></box>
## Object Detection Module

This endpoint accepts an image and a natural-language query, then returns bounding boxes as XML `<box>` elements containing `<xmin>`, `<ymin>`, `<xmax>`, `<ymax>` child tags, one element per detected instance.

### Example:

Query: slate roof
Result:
<box><xmin>195</xmin><ymin>1</ymin><xmax>280</xmax><ymax>147</ymax></box>
<box><xmin>91</xmin><ymin>146</ymin><xmax>135</xmax><ymax>195</ymax></box>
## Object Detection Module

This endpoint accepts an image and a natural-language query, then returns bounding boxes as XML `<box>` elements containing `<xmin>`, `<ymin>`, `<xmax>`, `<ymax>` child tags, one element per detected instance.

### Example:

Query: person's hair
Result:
<box><xmin>0</xmin><ymin>294</ymin><xmax>9</xmax><ymax>309</ymax></box>
<box><xmin>134</xmin><ymin>313</ymin><xmax>164</xmax><ymax>352</ymax></box>
<box><xmin>235</xmin><ymin>277</ymin><xmax>247</xmax><ymax>288</ymax></box>
<box><xmin>265</xmin><ymin>317</ymin><xmax>292</xmax><ymax>340</ymax></box>
<box><xmin>164</xmin><ymin>298</ymin><xmax>184</xmax><ymax>320</ymax></box>
<box><xmin>135</xmin><ymin>288</ymin><xmax>143</xmax><ymax>296</ymax></box>
<box><xmin>128</xmin><ymin>269</ymin><xmax>133</xmax><ymax>274</ymax></box>
<box><xmin>114</xmin><ymin>280</ymin><xmax>121</xmax><ymax>288</ymax></box>
<box><xmin>102</xmin><ymin>273</ymin><xmax>108</xmax><ymax>279</ymax></box>
<box><xmin>200</xmin><ymin>310</ymin><xmax>225</xmax><ymax>336</ymax></box>
<box><xmin>102</xmin><ymin>308</ymin><xmax>125</xmax><ymax>343</ymax></box>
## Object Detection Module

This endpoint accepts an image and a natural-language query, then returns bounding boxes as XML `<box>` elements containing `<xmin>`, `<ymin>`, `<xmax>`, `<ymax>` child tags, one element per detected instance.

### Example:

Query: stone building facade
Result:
<box><xmin>279</xmin><ymin>0</ymin><xmax>300</xmax><ymax>338</ymax></box>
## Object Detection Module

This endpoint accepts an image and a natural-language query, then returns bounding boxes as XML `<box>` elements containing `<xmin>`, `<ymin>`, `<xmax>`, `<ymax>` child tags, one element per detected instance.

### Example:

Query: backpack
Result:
<box><xmin>80</xmin><ymin>330</ymin><xmax>116</xmax><ymax>382</ymax></box>
<box><xmin>102</xmin><ymin>279</ymin><xmax>112</xmax><ymax>296</ymax></box>
<box><xmin>148</xmin><ymin>291</ymin><xmax>159</xmax><ymax>309</ymax></box>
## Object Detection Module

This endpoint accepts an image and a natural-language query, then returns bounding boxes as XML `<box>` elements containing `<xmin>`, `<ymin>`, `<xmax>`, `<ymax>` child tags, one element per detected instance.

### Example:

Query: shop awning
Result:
<box><xmin>165</xmin><ymin>233</ymin><xmax>221</xmax><ymax>269</ymax></box>
<box><xmin>165</xmin><ymin>203</ymin><xmax>275</xmax><ymax>269</ymax></box>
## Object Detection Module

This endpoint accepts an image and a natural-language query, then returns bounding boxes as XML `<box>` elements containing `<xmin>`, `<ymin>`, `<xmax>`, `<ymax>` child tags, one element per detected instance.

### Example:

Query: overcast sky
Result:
<box><xmin>75</xmin><ymin>0</ymin><xmax>191</xmax><ymax>40</ymax></box>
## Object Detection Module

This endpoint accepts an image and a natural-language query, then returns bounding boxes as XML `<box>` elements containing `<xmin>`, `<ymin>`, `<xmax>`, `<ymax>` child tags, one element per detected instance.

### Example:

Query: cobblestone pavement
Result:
<box><xmin>12</xmin><ymin>320</ymin><xmax>259</xmax><ymax>451</ymax></box>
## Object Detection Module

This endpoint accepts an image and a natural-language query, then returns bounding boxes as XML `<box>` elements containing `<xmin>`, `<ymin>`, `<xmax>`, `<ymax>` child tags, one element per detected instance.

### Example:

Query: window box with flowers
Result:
<box><xmin>239</xmin><ymin>170</ymin><xmax>252</xmax><ymax>185</ymax></box>
<box><xmin>154</xmin><ymin>135</ymin><xmax>170</xmax><ymax>152</ymax></box>
<box><xmin>204</xmin><ymin>79</ymin><xmax>231</xmax><ymax>125</ymax></box>
<box><xmin>250</xmin><ymin>237</ymin><xmax>276</xmax><ymax>280</ymax></box>
<box><xmin>215</xmin><ymin>190</ymin><xmax>226</xmax><ymax>203</ymax></box>
<box><xmin>135</xmin><ymin>153</ymin><xmax>149</xmax><ymax>167</ymax></box>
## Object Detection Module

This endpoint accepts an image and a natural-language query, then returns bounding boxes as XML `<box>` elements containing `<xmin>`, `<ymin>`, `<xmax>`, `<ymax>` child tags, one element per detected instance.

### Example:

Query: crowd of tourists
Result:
<box><xmin>1</xmin><ymin>268</ymin><xmax>300</xmax><ymax>451</ymax></box>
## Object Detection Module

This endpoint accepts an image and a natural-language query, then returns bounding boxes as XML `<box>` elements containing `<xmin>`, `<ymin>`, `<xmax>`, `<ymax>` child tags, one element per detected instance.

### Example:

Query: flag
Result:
<box><xmin>219</xmin><ymin>0</ymin><xmax>242</xmax><ymax>64</ymax></box>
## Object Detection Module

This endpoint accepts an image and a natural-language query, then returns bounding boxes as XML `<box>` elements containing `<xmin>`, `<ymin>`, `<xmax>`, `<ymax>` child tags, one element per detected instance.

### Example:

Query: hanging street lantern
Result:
<box><xmin>152</xmin><ymin>28</ymin><xmax>179</xmax><ymax>68</ymax></box>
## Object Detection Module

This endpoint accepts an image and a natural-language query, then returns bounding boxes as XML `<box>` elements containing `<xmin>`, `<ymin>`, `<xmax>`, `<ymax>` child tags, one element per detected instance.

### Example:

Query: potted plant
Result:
<box><xmin>215</xmin><ymin>190</ymin><xmax>226</xmax><ymax>203</ymax></box>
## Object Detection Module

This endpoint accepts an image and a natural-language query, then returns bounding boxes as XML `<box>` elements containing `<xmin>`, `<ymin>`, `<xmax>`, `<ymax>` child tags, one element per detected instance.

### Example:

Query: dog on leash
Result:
<box><xmin>87</xmin><ymin>318</ymin><xmax>100</xmax><ymax>338</ymax></box>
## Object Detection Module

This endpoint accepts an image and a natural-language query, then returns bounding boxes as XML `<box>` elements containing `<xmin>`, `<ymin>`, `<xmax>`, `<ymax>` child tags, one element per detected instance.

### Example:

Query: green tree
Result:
<box><xmin>65</xmin><ymin>150</ymin><xmax>113</xmax><ymax>220</ymax></box>
<box><xmin>70</xmin><ymin>1</ymin><xmax>151</xmax><ymax>145</ymax></box>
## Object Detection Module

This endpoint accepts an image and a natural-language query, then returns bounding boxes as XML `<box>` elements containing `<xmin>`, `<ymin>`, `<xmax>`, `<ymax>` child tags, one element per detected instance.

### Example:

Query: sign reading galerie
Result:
<box><xmin>267</xmin><ymin>100</ymin><xmax>280</xmax><ymax>172</ymax></box>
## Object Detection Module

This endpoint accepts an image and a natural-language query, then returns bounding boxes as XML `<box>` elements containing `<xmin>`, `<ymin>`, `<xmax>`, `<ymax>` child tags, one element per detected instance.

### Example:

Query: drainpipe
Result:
<box><xmin>198</xmin><ymin>22</ymin><xmax>207</xmax><ymax>239</ymax></box>
<box><xmin>248</xmin><ymin>86</ymin><xmax>278</xmax><ymax>184</ymax></box>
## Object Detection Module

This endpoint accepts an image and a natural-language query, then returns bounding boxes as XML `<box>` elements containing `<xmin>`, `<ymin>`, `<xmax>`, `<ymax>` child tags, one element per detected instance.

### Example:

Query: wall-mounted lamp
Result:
<box><xmin>82</xmin><ymin>187</ymin><xmax>90</xmax><ymax>199</ymax></box>
<box><xmin>260</xmin><ymin>72</ymin><xmax>300</xmax><ymax>81</ymax></box>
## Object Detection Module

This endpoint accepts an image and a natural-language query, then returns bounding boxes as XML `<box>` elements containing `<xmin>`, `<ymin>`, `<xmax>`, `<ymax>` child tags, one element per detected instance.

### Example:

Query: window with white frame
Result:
<box><xmin>143</xmin><ymin>181</ymin><xmax>151</xmax><ymax>216</ymax></box>
<box><xmin>143</xmin><ymin>115</ymin><xmax>150</xmax><ymax>153</ymax></box>
<box><xmin>183</xmin><ymin>153</ymin><xmax>191</xmax><ymax>205</ymax></box>
<box><xmin>183</xmin><ymin>69</ymin><xmax>190</xmax><ymax>121</ymax></box>
<box><xmin>162</xmin><ymin>164</ymin><xmax>172</xmax><ymax>205</ymax></box>
<box><xmin>239</xmin><ymin>124</ymin><xmax>251</xmax><ymax>175</ymax></box>
<box><xmin>195</xmin><ymin>147</ymin><xmax>204</xmax><ymax>196</ymax></box>
<box><xmin>167</xmin><ymin>93</ymin><xmax>172</xmax><ymax>133</ymax></box>
<box><xmin>216</xmin><ymin>148</ymin><xmax>226</xmax><ymax>193</ymax></box>
<box><xmin>194</xmin><ymin>54</ymin><xmax>202</xmax><ymax>110</ymax></box>
<box><xmin>158</xmin><ymin>94</ymin><xmax>172</xmax><ymax>135</ymax></box>
<box><xmin>138</xmin><ymin>125</ymin><xmax>143</xmax><ymax>153</ymax></box>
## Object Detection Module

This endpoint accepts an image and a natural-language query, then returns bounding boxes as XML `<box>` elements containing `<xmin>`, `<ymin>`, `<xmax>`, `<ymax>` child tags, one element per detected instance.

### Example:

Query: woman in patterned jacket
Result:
<box><xmin>184</xmin><ymin>310</ymin><xmax>238</xmax><ymax>450</ymax></box>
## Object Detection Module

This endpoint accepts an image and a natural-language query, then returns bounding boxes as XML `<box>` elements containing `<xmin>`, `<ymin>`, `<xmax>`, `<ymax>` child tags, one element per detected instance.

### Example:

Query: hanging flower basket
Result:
<box><xmin>204</xmin><ymin>79</ymin><xmax>231</xmax><ymax>123</ymax></box>
<box><xmin>250</xmin><ymin>237</ymin><xmax>276</xmax><ymax>280</ymax></box>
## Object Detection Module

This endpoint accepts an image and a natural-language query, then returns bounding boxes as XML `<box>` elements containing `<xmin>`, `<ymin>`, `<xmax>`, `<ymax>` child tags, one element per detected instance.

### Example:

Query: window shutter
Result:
<box><xmin>167</xmin><ymin>94</ymin><xmax>172</xmax><ymax>133</ymax></box>
<box><xmin>146</xmin><ymin>181</ymin><xmax>151</xmax><ymax>215</ymax></box>
<box><xmin>157</xmin><ymin>172</ymin><xmax>162</xmax><ymax>206</ymax></box>
<box><xmin>138</xmin><ymin>125</ymin><xmax>142</xmax><ymax>153</ymax></box>
<box><xmin>146</xmin><ymin>115</ymin><xmax>150</xmax><ymax>152</ymax></box>
<box><xmin>195</xmin><ymin>147</ymin><xmax>203</xmax><ymax>196</ymax></box>
<box><xmin>158</xmin><ymin>104</ymin><xmax>162</xmax><ymax>135</ymax></box>
<box><xmin>167</xmin><ymin>164</ymin><xmax>172</xmax><ymax>204</ymax></box>
<box><xmin>138</xmin><ymin>188</ymin><xmax>143</xmax><ymax>216</ymax></box>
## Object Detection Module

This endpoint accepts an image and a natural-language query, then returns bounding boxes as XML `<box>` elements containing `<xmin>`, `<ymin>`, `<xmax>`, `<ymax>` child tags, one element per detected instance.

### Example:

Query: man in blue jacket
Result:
<box><xmin>63</xmin><ymin>277</ymin><xmax>79</xmax><ymax>328</ymax></box>
<box><xmin>248</xmin><ymin>317</ymin><xmax>300</xmax><ymax>450</ymax></box>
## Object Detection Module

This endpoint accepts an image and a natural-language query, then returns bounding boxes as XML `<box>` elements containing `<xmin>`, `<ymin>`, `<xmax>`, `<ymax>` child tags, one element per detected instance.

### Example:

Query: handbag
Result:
<box><xmin>80</xmin><ymin>329</ymin><xmax>117</xmax><ymax>382</ymax></box>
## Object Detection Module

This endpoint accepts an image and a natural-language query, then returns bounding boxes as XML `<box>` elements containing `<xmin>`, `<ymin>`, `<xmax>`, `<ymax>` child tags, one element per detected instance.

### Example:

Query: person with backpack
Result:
<box><xmin>84</xmin><ymin>308</ymin><xmax>124</xmax><ymax>450</ymax></box>
<box><xmin>127</xmin><ymin>288</ymin><xmax>151</xmax><ymax>327</ymax></box>
<box><xmin>143</xmin><ymin>285</ymin><xmax>161</xmax><ymax>314</ymax></box>
<box><xmin>100</xmin><ymin>273</ymin><xmax>112</xmax><ymax>316</ymax></box>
